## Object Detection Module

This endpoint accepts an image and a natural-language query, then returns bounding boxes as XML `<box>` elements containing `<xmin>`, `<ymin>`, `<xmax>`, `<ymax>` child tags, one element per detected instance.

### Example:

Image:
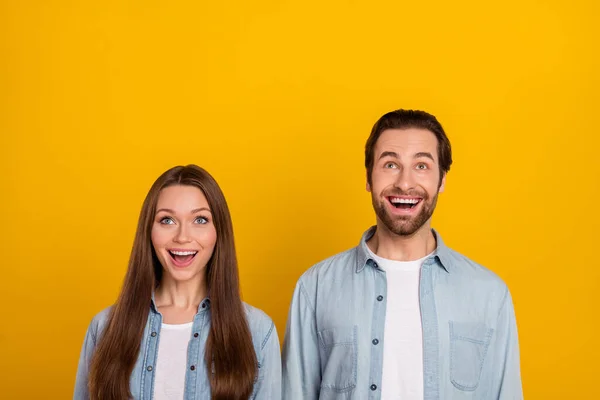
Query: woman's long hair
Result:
<box><xmin>88</xmin><ymin>165</ymin><xmax>257</xmax><ymax>399</ymax></box>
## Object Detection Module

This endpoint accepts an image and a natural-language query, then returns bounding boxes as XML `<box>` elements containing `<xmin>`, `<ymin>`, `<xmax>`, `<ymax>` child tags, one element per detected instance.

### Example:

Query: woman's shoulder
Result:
<box><xmin>85</xmin><ymin>306</ymin><xmax>113</xmax><ymax>339</ymax></box>
<box><xmin>242</xmin><ymin>302</ymin><xmax>274</xmax><ymax>329</ymax></box>
<box><xmin>242</xmin><ymin>303</ymin><xmax>277</xmax><ymax>350</ymax></box>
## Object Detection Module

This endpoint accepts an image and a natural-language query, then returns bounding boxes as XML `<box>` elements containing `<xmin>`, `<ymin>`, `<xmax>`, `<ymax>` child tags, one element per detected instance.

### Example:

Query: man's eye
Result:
<box><xmin>416</xmin><ymin>164</ymin><xmax>428</xmax><ymax>170</ymax></box>
<box><xmin>384</xmin><ymin>162</ymin><xmax>397</xmax><ymax>169</ymax></box>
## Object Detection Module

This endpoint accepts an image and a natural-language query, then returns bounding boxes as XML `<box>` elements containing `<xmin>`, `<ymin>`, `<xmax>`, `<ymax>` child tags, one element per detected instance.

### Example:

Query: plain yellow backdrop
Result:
<box><xmin>1</xmin><ymin>0</ymin><xmax>598</xmax><ymax>398</ymax></box>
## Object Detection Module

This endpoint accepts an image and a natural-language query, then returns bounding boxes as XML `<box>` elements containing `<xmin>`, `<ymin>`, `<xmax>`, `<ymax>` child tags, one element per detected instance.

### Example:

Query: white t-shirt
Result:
<box><xmin>153</xmin><ymin>322</ymin><xmax>193</xmax><ymax>400</ymax></box>
<box><xmin>368</xmin><ymin>248</ymin><xmax>430</xmax><ymax>400</ymax></box>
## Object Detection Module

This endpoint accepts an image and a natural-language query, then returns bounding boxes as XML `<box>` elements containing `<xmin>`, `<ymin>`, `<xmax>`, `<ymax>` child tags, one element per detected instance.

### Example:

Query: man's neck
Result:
<box><xmin>367</xmin><ymin>222</ymin><xmax>437</xmax><ymax>261</ymax></box>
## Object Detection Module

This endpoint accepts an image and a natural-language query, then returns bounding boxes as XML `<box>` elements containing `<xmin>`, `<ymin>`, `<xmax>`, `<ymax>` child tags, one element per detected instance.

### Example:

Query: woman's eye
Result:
<box><xmin>159</xmin><ymin>217</ymin><xmax>175</xmax><ymax>225</ymax></box>
<box><xmin>195</xmin><ymin>216</ymin><xmax>209</xmax><ymax>224</ymax></box>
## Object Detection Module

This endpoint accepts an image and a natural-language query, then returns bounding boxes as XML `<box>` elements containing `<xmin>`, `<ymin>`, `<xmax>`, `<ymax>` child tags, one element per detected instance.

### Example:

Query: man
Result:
<box><xmin>282</xmin><ymin>109</ymin><xmax>522</xmax><ymax>399</ymax></box>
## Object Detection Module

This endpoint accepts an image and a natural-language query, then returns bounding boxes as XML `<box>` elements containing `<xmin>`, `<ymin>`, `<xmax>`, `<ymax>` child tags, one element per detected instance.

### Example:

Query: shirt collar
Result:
<box><xmin>356</xmin><ymin>226</ymin><xmax>453</xmax><ymax>273</ymax></box>
<box><xmin>150</xmin><ymin>292</ymin><xmax>211</xmax><ymax>314</ymax></box>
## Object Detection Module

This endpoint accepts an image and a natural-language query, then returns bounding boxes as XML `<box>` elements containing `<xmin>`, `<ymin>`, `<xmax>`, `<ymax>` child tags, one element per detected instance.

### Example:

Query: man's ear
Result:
<box><xmin>438</xmin><ymin>173</ymin><xmax>446</xmax><ymax>193</ymax></box>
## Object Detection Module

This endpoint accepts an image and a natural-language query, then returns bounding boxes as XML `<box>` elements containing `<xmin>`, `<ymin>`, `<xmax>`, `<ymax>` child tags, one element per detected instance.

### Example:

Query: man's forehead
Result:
<box><xmin>375</xmin><ymin>128</ymin><xmax>438</xmax><ymax>156</ymax></box>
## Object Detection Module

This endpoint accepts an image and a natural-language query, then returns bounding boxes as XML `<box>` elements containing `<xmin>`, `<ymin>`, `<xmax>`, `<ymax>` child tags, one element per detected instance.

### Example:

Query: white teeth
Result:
<box><xmin>170</xmin><ymin>250</ymin><xmax>197</xmax><ymax>256</ymax></box>
<box><xmin>390</xmin><ymin>198</ymin><xmax>419</xmax><ymax>204</ymax></box>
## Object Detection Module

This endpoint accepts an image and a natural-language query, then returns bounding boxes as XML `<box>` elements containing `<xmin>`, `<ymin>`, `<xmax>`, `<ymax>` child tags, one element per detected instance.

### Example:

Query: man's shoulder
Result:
<box><xmin>445</xmin><ymin>246</ymin><xmax>508</xmax><ymax>291</ymax></box>
<box><xmin>298</xmin><ymin>246</ymin><xmax>359</xmax><ymax>284</ymax></box>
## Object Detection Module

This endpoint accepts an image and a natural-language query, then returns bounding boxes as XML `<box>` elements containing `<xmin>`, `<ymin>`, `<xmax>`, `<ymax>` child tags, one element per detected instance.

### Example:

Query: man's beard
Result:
<box><xmin>372</xmin><ymin>189</ymin><xmax>439</xmax><ymax>236</ymax></box>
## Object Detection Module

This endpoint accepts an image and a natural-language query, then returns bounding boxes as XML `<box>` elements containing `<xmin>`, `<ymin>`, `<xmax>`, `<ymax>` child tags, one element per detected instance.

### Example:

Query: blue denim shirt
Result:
<box><xmin>282</xmin><ymin>227</ymin><xmax>523</xmax><ymax>400</ymax></box>
<box><xmin>74</xmin><ymin>299</ymin><xmax>281</xmax><ymax>400</ymax></box>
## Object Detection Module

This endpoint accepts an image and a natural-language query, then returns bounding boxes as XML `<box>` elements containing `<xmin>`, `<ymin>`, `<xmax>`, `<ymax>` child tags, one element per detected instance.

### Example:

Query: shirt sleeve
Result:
<box><xmin>496</xmin><ymin>289</ymin><xmax>524</xmax><ymax>400</ymax></box>
<box><xmin>282</xmin><ymin>280</ymin><xmax>321</xmax><ymax>400</ymax></box>
<box><xmin>252</xmin><ymin>320</ymin><xmax>282</xmax><ymax>399</ymax></box>
<box><xmin>73</xmin><ymin>319</ymin><xmax>98</xmax><ymax>400</ymax></box>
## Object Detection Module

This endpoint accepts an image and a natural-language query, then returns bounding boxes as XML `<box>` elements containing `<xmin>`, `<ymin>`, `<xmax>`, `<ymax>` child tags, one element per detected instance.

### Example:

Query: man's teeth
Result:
<box><xmin>390</xmin><ymin>198</ymin><xmax>420</xmax><ymax>204</ymax></box>
<box><xmin>170</xmin><ymin>250</ymin><xmax>197</xmax><ymax>256</ymax></box>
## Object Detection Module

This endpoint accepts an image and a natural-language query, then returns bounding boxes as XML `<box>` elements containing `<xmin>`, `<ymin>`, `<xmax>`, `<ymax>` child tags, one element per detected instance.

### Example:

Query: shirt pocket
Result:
<box><xmin>317</xmin><ymin>325</ymin><xmax>357</xmax><ymax>393</ymax></box>
<box><xmin>449</xmin><ymin>321</ymin><xmax>494</xmax><ymax>391</ymax></box>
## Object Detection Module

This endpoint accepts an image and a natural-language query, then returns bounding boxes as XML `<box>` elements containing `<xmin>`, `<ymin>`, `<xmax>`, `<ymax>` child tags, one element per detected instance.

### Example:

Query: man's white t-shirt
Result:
<box><xmin>367</xmin><ymin>248</ymin><xmax>430</xmax><ymax>400</ymax></box>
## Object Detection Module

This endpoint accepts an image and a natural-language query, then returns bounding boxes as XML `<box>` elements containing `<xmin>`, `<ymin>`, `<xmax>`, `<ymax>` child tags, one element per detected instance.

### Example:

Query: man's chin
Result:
<box><xmin>389</xmin><ymin>224</ymin><xmax>421</xmax><ymax>237</ymax></box>
<box><xmin>379</xmin><ymin>217</ymin><xmax>418</xmax><ymax>236</ymax></box>
<box><xmin>381</xmin><ymin>211</ymin><xmax>431</xmax><ymax>236</ymax></box>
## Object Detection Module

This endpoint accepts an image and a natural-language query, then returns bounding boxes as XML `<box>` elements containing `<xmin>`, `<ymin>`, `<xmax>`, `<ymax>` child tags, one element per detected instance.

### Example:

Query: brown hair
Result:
<box><xmin>365</xmin><ymin>109</ymin><xmax>453</xmax><ymax>185</ymax></box>
<box><xmin>88</xmin><ymin>165</ymin><xmax>257</xmax><ymax>399</ymax></box>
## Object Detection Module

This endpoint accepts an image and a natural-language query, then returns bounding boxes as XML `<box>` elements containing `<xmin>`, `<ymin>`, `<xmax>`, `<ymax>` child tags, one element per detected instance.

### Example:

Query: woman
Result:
<box><xmin>74</xmin><ymin>165</ymin><xmax>281</xmax><ymax>400</ymax></box>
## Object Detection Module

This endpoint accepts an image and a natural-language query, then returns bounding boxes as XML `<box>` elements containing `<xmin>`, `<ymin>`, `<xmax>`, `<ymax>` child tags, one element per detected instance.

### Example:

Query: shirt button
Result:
<box><xmin>151</xmin><ymin>332</ymin><xmax>157</xmax><ymax>337</ymax></box>
<box><xmin>147</xmin><ymin>366</ymin><xmax>153</xmax><ymax>372</ymax></box>
<box><xmin>194</xmin><ymin>333</ymin><xmax>199</xmax><ymax>338</ymax></box>
<box><xmin>190</xmin><ymin>365</ymin><xmax>196</xmax><ymax>371</ymax></box>
<box><xmin>372</xmin><ymin>338</ymin><xmax>379</xmax><ymax>345</ymax></box>
<box><xmin>377</xmin><ymin>295</ymin><xmax>383</xmax><ymax>301</ymax></box>
<box><xmin>201</xmin><ymin>303</ymin><xmax>206</xmax><ymax>309</ymax></box>
<box><xmin>370</xmin><ymin>384</ymin><xmax>377</xmax><ymax>391</ymax></box>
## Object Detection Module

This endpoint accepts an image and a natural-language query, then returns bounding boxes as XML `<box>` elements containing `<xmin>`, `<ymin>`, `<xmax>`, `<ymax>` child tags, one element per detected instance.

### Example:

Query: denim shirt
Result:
<box><xmin>282</xmin><ymin>227</ymin><xmax>523</xmax><ymax>400</ymax></box>
<box><xmin>74</xmin><ymin>299</ymin><xmax>281</xmax><ymax>400</ymax></box>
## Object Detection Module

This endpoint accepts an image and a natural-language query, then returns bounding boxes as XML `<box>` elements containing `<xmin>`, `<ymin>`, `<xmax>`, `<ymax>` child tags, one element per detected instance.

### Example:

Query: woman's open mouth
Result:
<box><xmin>168</xmin><ymin>249</ymin><xmax>198</xmax><ymax>267</ymax></box>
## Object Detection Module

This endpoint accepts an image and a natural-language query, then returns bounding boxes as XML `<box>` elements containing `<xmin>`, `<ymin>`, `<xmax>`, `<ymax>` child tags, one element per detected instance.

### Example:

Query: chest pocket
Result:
<box><xmin>449</xmin><ymin>321</ymin><xmax>494</xmax><ymax>391</ymax></box>
<box><xmin>317</xmin><ymin>325</ymin><xmax>357</xmax><ymax>393</ymax></box>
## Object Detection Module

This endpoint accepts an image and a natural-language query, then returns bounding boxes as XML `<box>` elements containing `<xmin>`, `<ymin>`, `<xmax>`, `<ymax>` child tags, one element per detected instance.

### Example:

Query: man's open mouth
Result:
<box><xmin>387</xmin><ymin>196</ymin><xmax>422</xmax><ymax>209</ymax></box>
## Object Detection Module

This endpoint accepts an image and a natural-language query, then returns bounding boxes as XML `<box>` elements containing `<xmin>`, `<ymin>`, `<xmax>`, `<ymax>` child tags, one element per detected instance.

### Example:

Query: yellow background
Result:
<box><xmin>1</xmin><ymin>0</ymin><xmax>598</xmax><ymax>398</ymax></box>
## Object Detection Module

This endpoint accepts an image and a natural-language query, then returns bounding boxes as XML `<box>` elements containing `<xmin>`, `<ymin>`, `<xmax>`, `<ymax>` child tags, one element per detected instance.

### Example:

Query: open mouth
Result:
<box><xmin>168</xmin><ymin>250</ymin><xmax>198</xmax><ymax>266</ymax></box>
<box><xmin>387</xmin><ymin>196</ymin><xmax>422</xmax><ymax>210</ymax></box>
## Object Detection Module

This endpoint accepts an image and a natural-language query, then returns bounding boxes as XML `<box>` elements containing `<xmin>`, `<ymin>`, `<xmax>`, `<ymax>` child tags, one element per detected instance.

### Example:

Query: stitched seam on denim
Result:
<box><xmin>299</xmin><ymin>281</ymin><xmax>316</xmax><ymax>314</ymax></box>
<box><xmin>454</xmin><ymin>336</ymin><xmax>488</xmax><ymax>345</ymax></box>
<box><xmin>320</xmin><ymin>383</ymin><xmax>356</xmax><ymax>392</ymax></box>
<box><xmin>352</xmin><ymin>325</ymin><xmax>357</xmax><ymax>390</ymax></box>
<box><xmin>497</xmin><ymin>285</ymin><xmax>509</xmax><ymax>319</ymax></box>
<box><xmin>478</xmin><ymin>329</ymin><xmax>494</xmax><ymax>379</ymax></box>
<box><xmin>319</xmin><ymin>377</ymin><xmax>356</xmax><ymax>390</ymax></box>
<box><xmin>321</xmin><ymin>341</ymin><xmax>354</xmax><ymax>348</ymax></box>
<box><xmin>185</xmin><ymin>313</ymin><xmax>203</xmax><ymax>399</ymax></box>
<box><xmin>422</xmin><ymin>265</ymin><xmax>440</xmax><ymax>400</ymax></box>
<box><xmin>261</xmin><ymin>321</ymin><xmax>275</xmax><ymax>350</ymax></box>
<box><xmin>452</xmin><ymin>380</ymin><xmax>478</xmax><ymax>391</ymax></box>
<box><xmin>140</xmin><ymin>312</ymin><xmax>155</xmax><ymax>400</ymax></box>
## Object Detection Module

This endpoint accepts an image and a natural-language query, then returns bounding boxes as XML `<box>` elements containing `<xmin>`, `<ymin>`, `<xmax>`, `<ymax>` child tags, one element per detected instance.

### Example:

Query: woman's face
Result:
<box><xmin>151</xmin><ymin>185</ymin><xmax>217</xmax><ymax>283</ymax></box>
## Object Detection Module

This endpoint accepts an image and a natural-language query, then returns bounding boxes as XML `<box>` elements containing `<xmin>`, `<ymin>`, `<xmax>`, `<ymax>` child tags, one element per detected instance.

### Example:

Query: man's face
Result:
<box><xmin>367</xmin><ymin>128</ymin><xmax>445</xmax><ymax>237</ymax></box>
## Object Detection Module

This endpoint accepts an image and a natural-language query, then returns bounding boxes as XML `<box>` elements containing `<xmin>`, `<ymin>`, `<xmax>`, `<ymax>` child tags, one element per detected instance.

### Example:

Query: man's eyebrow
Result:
<box><xmin>378</xmin><ymin>151</ymin><xmax>399</xmax><ymax>160</ymax></box>
<box><xmin>378</xmin><ymin>151</ymin><xmax>435</xmax><ymax>161</ymax></box>
<box><xmin>414</xmin><ymin>152</ymin><xmax>434</xmax><ymax>161</ymax></box>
